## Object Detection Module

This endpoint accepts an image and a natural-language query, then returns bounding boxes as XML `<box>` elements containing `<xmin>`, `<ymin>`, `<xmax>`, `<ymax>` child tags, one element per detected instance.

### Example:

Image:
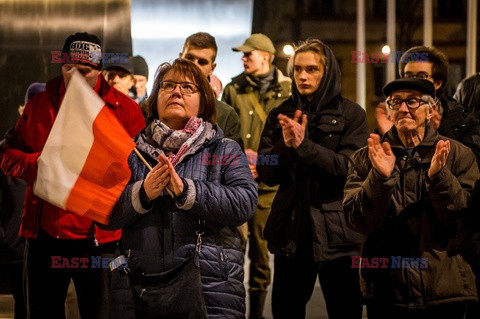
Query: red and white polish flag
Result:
<box><xmin>33</xmin><ymin>68</ymin><xmax>134</xmax><ymax>224</ymax></box>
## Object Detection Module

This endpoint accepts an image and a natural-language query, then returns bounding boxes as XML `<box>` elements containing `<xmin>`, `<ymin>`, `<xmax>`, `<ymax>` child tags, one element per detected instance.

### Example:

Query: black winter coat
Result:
<box><xmin>257</xmin><ymin>43</ymin><xmax>368</xmax><ymax>261</ymax></box>
<box><xmin>343</xmin><ymin>125</ymin><xmax>479</xmax><ymax>307</ymax></box>
<box><xmin>436</xmin><ymin>94</ymin><xmax>480</xmax><ymax>163</ymax></box>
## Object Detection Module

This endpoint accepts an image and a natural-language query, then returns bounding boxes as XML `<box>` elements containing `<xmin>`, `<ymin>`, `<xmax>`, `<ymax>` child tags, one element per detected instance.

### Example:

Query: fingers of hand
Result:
<box><xmin>301</xmin><ymin>114</ymin><xmax>308</xmax><ymax>128</ymax></box>
<box><xmin>382</xmin><ymin>142</ymin><xmax>393</xmax><ymax>155</ymax></box>
<box><xmin>445</xmin><ymin>140</ymin><xmax>451</xmax><ymax>154</ymax></box>
<box><xmin>293</xmin><ymin>110</ymin><xmax>302</xmax><ymax>122</ymax></box>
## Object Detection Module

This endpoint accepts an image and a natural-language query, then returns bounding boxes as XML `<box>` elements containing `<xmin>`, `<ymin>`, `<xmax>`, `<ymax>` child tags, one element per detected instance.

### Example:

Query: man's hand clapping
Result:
<box><xmin>368</xmin><ymin>133</ymin><xmax>396</xmax><ymax>178</ymax></box>
<box><xmin>428</xmin><ymin>140</ymin><xmax>450</xmax><ymax>178</ymax></box>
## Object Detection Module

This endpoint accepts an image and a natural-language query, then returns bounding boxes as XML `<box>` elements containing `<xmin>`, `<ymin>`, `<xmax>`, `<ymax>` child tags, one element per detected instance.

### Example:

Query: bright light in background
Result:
<box><xmin>130</xmin><ymin>0</ymin><xmax>253</xmax><ymax>95</ymax></box>
<box><xmin>283</xmin><ymin>44</ymin><xmax>294</xmax><ymax>56</ymax></box>
<box><xmin>382</xmin><ymin>44</ymin><xmax>391</xmax><ymax>55</ymax></box>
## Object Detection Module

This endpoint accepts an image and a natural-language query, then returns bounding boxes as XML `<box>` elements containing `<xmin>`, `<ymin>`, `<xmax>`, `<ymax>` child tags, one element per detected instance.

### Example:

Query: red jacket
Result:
<box><xmin>0</xmin><ymin>74</ymin><xmax>145</xmax><ymax>243</ymax></box>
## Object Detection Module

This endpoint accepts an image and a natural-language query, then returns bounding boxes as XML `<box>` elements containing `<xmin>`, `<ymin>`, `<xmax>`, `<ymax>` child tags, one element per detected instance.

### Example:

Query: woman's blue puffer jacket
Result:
<box><xmin>108</xmin><ymin>128</ymin><xmax>258</xmax><ymax>318</ymax></box>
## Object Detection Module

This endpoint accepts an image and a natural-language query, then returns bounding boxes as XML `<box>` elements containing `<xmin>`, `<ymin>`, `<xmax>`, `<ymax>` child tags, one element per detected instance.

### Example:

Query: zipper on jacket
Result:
<box><xmin>401</xmin><ymin>154</ymin><xmax>408</xmax><ymax>208</ymax></box>
<box><xmin>405</xmin><ymin>268</ymin><xmax>416</xmax><ymax>307</ymax></box>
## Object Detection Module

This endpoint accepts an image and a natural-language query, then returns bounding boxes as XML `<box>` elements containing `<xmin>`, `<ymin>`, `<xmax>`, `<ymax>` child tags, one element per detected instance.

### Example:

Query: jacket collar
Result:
<box><xmin>384</xmin><ymin>125</ymin><xmax>439</xmax><ymax>162</ymax></box>
<box><xmin>230</xmin><ymin>66</ymin><xmax>289</xmax><ymax>94</ymax></box>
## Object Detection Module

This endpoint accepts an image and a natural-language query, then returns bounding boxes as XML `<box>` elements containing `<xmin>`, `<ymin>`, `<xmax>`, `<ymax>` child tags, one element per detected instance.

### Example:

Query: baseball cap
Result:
<box><xmin>232</xmin><ymin>33</ymin><xmax>276</xmax><ymax>54</ymax></box>
<box><xmin>61</xmin><ymin>32</ymin><xmax>102</xmax><ymax>70</ymax></box>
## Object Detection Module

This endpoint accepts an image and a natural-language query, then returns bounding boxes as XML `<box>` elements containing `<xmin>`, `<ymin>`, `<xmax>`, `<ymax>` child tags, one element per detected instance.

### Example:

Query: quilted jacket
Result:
<box><xmin>107</xmin><ymin>125</ymin><xmax>258</xmax><ymax>318</ymax></box>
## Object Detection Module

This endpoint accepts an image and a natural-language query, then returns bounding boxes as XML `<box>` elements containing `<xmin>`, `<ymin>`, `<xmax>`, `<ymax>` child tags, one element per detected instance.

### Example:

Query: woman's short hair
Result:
<box><xmin>287</xmin><ymin>38</ymin><xmax>328</xmax><ymax>77</ymax></box>
<box><xmin>146</xmin><ymin>58</ymin><xmax>216</xmax><ymax>125</ymax></box>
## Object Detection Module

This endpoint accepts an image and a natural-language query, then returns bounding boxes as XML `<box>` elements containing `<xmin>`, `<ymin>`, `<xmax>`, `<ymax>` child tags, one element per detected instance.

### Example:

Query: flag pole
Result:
<box><xmin>134</xmin><ymin>148</ymin><xmax>174</xmax><ymax>198</ymax></box>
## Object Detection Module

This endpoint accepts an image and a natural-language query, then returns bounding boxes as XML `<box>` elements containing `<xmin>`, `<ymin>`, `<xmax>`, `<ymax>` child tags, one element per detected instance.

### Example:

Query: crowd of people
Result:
<box><xmin>1</xmin><ymin>30</ymin><xmax>480</xmax><ymax>319</ymax></box>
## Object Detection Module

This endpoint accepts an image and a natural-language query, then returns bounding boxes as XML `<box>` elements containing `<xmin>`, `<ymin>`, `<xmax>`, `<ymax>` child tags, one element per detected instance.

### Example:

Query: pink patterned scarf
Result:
<box><xmin>150</xmin><ymin>117</ymin><xmax>204</xmax><ymax>166</ymax></box>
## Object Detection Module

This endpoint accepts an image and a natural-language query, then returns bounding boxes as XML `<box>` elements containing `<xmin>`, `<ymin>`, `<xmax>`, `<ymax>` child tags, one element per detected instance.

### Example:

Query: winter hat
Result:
<box><xmin>129</xmin><ymin>55</ymin><xmax>149</xmax><ymax>79</ymax></box>
<box><xmin>61</xmin><ymin>32</ymin><xmax>102</xmax><ymax>70</ymax></box>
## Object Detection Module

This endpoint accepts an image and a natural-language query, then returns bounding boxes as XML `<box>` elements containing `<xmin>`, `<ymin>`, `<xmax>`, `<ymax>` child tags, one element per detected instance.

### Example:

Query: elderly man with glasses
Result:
<box><xmin>344</xmin><ymin>78</ymin><xmax>479</xmax><ymax>319</ymax></box>
<box><xmin>375</xmin><ymin>46</ymin><xmax>480</xmax><ymax>162</ymax></box>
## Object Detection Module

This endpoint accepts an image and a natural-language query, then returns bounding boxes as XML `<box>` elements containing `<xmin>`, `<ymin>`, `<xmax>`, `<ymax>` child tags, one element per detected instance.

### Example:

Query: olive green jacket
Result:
<box><xmin>222</xmin><ymin>67</ymin><xmax>291</xmax><ymax>152</ymax></box>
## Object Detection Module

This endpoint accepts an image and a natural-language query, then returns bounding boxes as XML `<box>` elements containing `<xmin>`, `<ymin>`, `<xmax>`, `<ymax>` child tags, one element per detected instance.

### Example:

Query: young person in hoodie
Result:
<box><xmin>257</xmin><ymin>39</ymin><xmax>368</xmax><ymax>319</ymax></box>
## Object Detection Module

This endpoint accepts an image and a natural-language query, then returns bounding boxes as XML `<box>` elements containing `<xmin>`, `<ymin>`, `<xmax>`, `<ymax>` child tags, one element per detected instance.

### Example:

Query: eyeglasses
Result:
<box><xmin>160</xmin><ymin>81</ymin><xmax>199</xmax><ymax>95</ymax></box>
<box><xmin>404</xmin><ymin>72</ymin><xmax>434</xmax><ymax>80</ymax></box>
<box><xmin>386</xmin><ymin>97</ymin><xmax>427</xmax><ymax>110</ymax></box>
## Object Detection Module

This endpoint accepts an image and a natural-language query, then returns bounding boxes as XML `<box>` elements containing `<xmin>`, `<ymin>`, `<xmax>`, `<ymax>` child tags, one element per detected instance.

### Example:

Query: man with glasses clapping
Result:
<box><xmin>344</xmin><ymin>77</ymin><xmax>478</xmax><ymax>319</ymax></box>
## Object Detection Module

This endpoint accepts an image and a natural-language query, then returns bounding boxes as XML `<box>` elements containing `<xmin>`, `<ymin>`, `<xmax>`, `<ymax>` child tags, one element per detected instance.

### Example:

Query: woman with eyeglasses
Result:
<box><xmin>106</xmin><ymin>58</ymin><xmax>257</xmax><ymax>318</ymax></box>
<box><xmin>344</xmin><ymin>77</ymin><xmax>478</xmax><ymax>319</ymax></box>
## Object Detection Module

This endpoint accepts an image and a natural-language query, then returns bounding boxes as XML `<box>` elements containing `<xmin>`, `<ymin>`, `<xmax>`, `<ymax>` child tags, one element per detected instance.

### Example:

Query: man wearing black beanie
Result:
<box><xmin>129</xmin><ymin>55</ymin><xmax>149</xmax><ymax>119</ymax></box>
<box><xmin>0</xmin><ymin>32</ymin><xmax>145</xmax><ymax>318</ymax></box>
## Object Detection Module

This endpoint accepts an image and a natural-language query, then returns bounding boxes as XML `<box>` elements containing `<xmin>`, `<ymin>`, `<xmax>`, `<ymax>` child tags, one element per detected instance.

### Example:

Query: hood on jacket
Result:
<box><xmin>291</xmin><ymin>41</ymin><xmax>342</xmax><ymax>112</ymax></box>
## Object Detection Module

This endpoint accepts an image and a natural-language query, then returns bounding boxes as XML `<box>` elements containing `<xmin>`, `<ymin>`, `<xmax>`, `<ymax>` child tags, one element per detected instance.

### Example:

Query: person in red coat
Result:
<box><xmin>0</xmin><ymin>32</ymin><xmax>145</xmax><ymax>319</ymax></box>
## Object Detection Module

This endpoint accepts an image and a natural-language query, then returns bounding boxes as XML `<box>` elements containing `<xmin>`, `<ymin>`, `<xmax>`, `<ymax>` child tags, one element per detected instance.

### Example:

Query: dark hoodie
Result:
<box><xmin>257</xmin><ymin>42</ymin><xmax>368</xmax><ymax>261</ymax></box>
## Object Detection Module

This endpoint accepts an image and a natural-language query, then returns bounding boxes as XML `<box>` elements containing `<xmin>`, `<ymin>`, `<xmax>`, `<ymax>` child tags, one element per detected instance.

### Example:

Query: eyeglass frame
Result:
<box><xmin>159</xmin><ymin>81</ymin><xmax>199</xmax><ymax>95</ymax></box>
<box><xmin>404</xmin><ymin>72</ymin><xmax>434</xmax><ymax>80</ymax></box>
<box><xmin>385</xmin><ymin>97</ymin><xmax>429</xmax><ymax>110</ymax></box>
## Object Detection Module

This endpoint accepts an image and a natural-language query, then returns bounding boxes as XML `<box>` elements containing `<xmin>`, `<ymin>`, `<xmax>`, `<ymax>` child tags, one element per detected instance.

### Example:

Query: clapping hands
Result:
<box><xmin>428</xmin><ymin>140</ymin><xmax>450</xmax><ymax>178</ymax></box>
<box><xmin>368</xmin><ymin>133</ymin><xmax>396</xmax><ymax>178</ymax></box>
<box><xmin>278</xmin><ymin>110</ymin><xmax>307</xmax><ymax>148</ymax></box>
<box><xmin>368</xmin><ymin>133</ymin><xmax>450</xmax><ymax>179</ymax></box>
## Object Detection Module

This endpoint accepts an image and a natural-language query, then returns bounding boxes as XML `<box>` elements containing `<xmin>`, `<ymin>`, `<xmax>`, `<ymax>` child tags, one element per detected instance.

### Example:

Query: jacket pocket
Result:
<box><xmin>313</xmin><ymin>115</ymin><xmax>345</xmax><ymax>151</ymax></box>
<box><xmin>322</xmin><ymin>201</ymin><xmax>364</xmax><ymax>248</ymax></box>
<box><xmin>215</xmin><ymin>244</ymin><xmax>231</xmax><ymax>280</ymax></box>
<box><xmin>264</xmin><ymin>208</ymin><xmax>294</xmax><ymax>252</ymax></box>
<box><xmin>264</xmin><ymin>187</ymin><xmax>297</xmax><ymax>255</ymax></box>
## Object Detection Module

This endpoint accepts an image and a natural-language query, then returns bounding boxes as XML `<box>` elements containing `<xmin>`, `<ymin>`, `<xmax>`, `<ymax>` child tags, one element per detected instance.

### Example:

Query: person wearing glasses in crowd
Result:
<box><xmin>382</xmin><ymin>47</ymin><xmax>480</xmax><ymax>319</ymax></box>
<box><xmin>344</xmin><ymin>78</ymin><xmax>478</xmax><ymax>319</ymax></box>
<box><xmin>106</xmin><ymin>58</ymin><xmax>257</xmax><ymax>318</ymax></box>
<box><xmin>376</xmin><ymin>46</ymin><xmax>480</xmax><ymax>162</ymax></box>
